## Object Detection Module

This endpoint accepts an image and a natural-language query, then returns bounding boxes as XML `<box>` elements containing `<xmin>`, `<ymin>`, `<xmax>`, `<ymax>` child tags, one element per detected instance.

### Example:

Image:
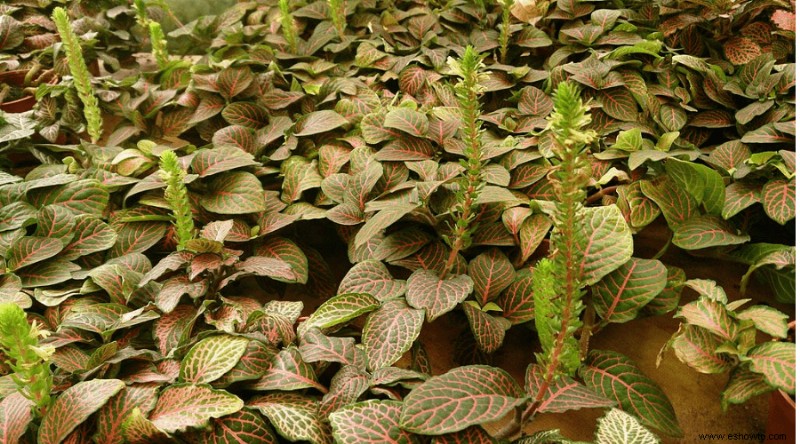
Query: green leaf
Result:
<box><xmin>217</xmin><ymin>66</ymin><xmax>254</xmax><ymax>100</ymax></box>
<box><xmin>0</xmin><ymin>201</ymin><xmax>37</xmax><ymax>232</ymax></box>
<box><xmin>298</xmin><ymin>293</ymin><xmax>380</xmax><ymax>337</ymax></box>
<box><xmin>430</xmin><ymin>426</ymin><xmax>501</xmax><ymax>443</ymax></box>
<box><xmin>593</xmin><ymin>258</ymin><xmax>668</xmax><ymax>324</ymax></box>
<box><xmin>95</xmin><ymin>383</ymin><xmax>159</xmax><ymax>444</ymax></box>
<box><xmin>595</xmin><ymin>408</ymin><xmax>659</xmax><ymax>444</ymax></box>
<box><xmin>253</xmin><ymin>237</ymin><xmax>308</xmax><ymax>284</ymax></box>
<box><xmin>525</xmin><ymin>368</ymin><xmax>614</xmax><ymax>414</ymax></box>
<box><xmin>406</xmin><ymin>269</ymin><xmax>474</xmax><ymax>322</ymax></box>
<box><xmin>294</xmin><ymin>110</ymin><xmax>348</xmax><ymax>137</ymax></box>
<box><xmin>180</xmin><ymin>335</ymin><xmax>250</xmax><ymax>384</ymax></box>
<box><xmin>747</xmin><ymin>342</ymin><xmax>795</xmax><ymax>393</ymax></box>
<box><xmin>0</xmin><ymin>16</ymin><xmax>24</xmax><ymax>50</ymax></box>
<box><xmin>212</xmin><ymin>125</ymin><xmax>257</xmax><ymax>154</ymax></box>
<box><xmin>400</xmin><ymin>365</ymin><xmax>525</xmax><ymax>434</ymax></box>
<box><xmin>354</xmin><ymin>203</ymin><xmax>417</xmax><ymax>247</ymax></box>
<box><xmin>578</xmin><ymin>206</ymin><xmax>633</xmax><ymax>286</ymax></box>
<box><xmin>122</xmin><ymin>406</ymin><xmax>170</xmax><ymax>443</ymax></box>
<box><xmin>299</xmin><ymin>329</ymin><xmax>361</xmax><ymax>366</ymax></box>
<box><xmin>665</xmin><ymin>158</ymin><xmax>725</xmax><ymax>215</ymax></box>
<box><xmin>149</xmin><ymin>384</ymin><xmax>244</xmax><ymax>433</ymax></box>
<box><xmin>248</xmin><ymin>393</ymin><xmax>331</xmax><ymax>444</ymax></box>
<box><xmin>496</xmin><ymin>271</ymin><xmax>536</xmax><ymax>325</ymax></box>
<box><xmin>462</xmin><ymin>303</ymin><xmax>511</xmax><ymax>354</ymax></box>
<box><xmin>60</xmin><ymin>215</ymin><xmax>117</xmax><ymax>260</ymax></box>
<box><xmin>375</xmin><ymin>136</ymin><xmax>436</xmax><ymax>161</ymax></box>
<box><xmin>761</xmin><ymin>179</ymin><xmax>795</xmax><ymax>225</ymax></box>
<box><xmin>611</xmin><ymin>128</ymin><xmax>643</xmax><ymax>152</ymax></box>
<box><xmin>363</xmin><ymin>300</ymin><xmax>425</xmax><ymax>371</ymax></box>
<box><xmin>281</xmin><ymin>156</ymin><xmax>323</xmax><ymax>203</ymax></box>
<box><xmin>672</xmin><ymin>215</ymin><xmax>750</xmax><ymax>250</ymax></box>
<box><xmin>658</xmin><ymin>104</ymin><xmax>687</xmax><ymax>132</ymax></box>
<box><xmin>596</xmin><ymin>88</ymin><xmax>638</xmax><ymax>121</ymax></box>
<box><xmin>5</xmin><ymin>236</ymin><xmax>64</xmax><ymax>271</ymax></box>
<box><xmin>518</xmin><ymin>86</ymin><xmax>553</xmax><ymax>118</ymax></box>
<box><xmin>384</xmin><ymin>109</ymin><xmax>430</xmax><ymax>138</ymax></box>
<box><xmin>722</xmin><ymin>367</ymin><xmax>776</xmax><ymax>410</ymax></box>
<box><xmin>0</xmin><ymin>392</ymin><xmax>33</xmax><ymax>444</ymax></box>
<box><xmin>518</xmin><ymin>213</ymin><xmax>552</xmax><ymax>264</ymax></box>
<box><xmin>735</xmin><ymin>100</ymin><xmax>774</xmax><ymax>125</ymax></box>
<box><xmin>28</xmin><ymin>179</ymin><xmax>109</xmax><ymax>216</ymax></box>
<box><xmin>738</xmin><ymin>306</ymin><xmax>789</xmax><ymax>338</ymax></box>
<box><xmin>676</xmin><ymin>297</ymin><xmax>738</xmax><ymax>341</ymax></box>
<box><xmin>722</xmin><ymin>182</ymin><xmax>761</xmax><ymax>219</ymax></box>
<box><xmin>247</xmin><ymin>347</ymin><xmax>325</xmax><ymax>392</ymax></box>
<box><xmin>222</xmin><ymin>102</ymin><xmax>269</xmax><ymax>129</ymax></box>
<box><xmin>331</xmin><ymin>400</ymin><xmax>417</xmax><ymax>444</ymax></box>
<box><xmin>17</xmin><ymin>259</ymin><xmax>79</xmax><ymax>288</ymax></box>
<box><xmin>200</xmin><ymin>172</ymin><xmax>266</xmax><ymax>214</ymax></box>
<box><xmin>338</xmin><ymin>260</ymin><xmax>407</xmax><ymax>302</ymax></box>
<box><xmin>38</xmin><ymin>379</ymin><xmax>125</xmax><ymax>444</ymax></box>
<box><xmin>188</xmin><ymin>409</ymin><xmax>278</xmax><ymax>444</ymax></box>
<box><xmin>580</xmin><ymin>350</ymin><xmax>682</xmax><ymax>437</ymax></box>
<box><xmin>670</xmin><ymin>325</ymin><xmax>733</xmax><ymax>374</ymax></box>
<box><xmin>191</xmin><ymin>146</ymin><xmax>258</xmax><ymax>177</ymax></box>
<box><xmin>468</xmin><ymin>249</ymin><xmax>515</xmax><ymax>305</ymax></box>
<box><xmin>641</xmin><ymin>177</ymin><xmax>698</xmax><ymax>230</ymax></box>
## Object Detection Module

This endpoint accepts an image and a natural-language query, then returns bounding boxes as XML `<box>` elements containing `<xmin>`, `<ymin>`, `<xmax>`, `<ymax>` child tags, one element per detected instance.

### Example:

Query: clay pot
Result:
<box><xmin>765</xmin><ymin>390</ymin><xmax>795</xmax><ymax>443</ymax></box>
<box><xmin>0</xmin><ymin>69</ymin><xmax>57</xmax><ymax>113</ymax></box>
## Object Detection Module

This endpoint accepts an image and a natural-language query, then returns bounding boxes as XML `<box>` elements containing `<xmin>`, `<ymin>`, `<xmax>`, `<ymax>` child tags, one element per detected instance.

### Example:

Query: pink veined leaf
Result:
<box><xmin>670</xmin><ymin>325</ymin><xmax>734</xmax><ymax>374</ymax></box>
<box><xmin>761</xmin><ymin>179</ymin><xmax>796</xmax><ymax>225</ymax></box>
<box><xmin>148</xmin><ymin>384</ymin><xmax>244</xmax><ymax>433</ymax></box>
<box><xmin>298</xmin><ymin>328</ymin><xmax>362</xmax><ymax>366</ymax></box>
<box><xmin>468</xmin><ymin>248</ymin><xmax>516</xmax><ymax>305</ymax></box>
<box><xmin>724</xmin><ymin>37</ymin><xmax>762</xmax><ymax>65</ymax></box>
<box><xmin>399</xmin><ymin>365</ymin><xmax>525</xmax><ymax>434</ymax></box>
<box><xmin>38</xmin><ymin>379</ymin><xmax>126</xmax><ymax>444</ymax></box>
<box><xmin>747</xmin><ymin>342</ymin><xmax>795</xmax><ymax>393</ymax></box>
<box><xmin>406</xmin><ymin>269</ymin><xmax>474</xmax><ymax>322</ymax></box>
<box><xmin>722</xmin><ymin>367</ymin><xmax>776</xmax><ymax>410</ymax></box>
<box><xmin>524</xmin><ymin>365</ymin><xmax>614</xmax><ymax>413</ymax></box>
<box><xmin>592</xmin><ymin>258</ymin><xmax>668</xmax><ymax>324</ymax></box>
<box><xmin>294</xmin><ymin>110</ymin><xmax>349</xmax><ymax>137</ymax></box>
<box><xmin>0</xmin><ymin>392</ymin><xmax>34</xmax><ymax>444</ymax></box>
<box><xmin>180</xmin><ymin>335</ymin><xmax>250</xmax><ymax>384</ymax></box>
<box><xmin>191</xmin><ymin>146</ymin><xmax>258</xmax><ymax>178</ymax></box>
<box><xmin>496</xmin><ymin>271</ymin><xmax>536</xmax><ymax>325</ymax></box>
<box><xmin>217</xmin><ymin>66</ymin><xmax>254</xmax><ymax>100</ymax></box>
<box><xmin>672</xmin><ymin>215</ymin><xmax>750</xmax><ymax>250</ymax></box>
<box><xmin>187</xmin><ymin>409</ymin><xmax>279</xmax><ymax>444</ymax></box>
<box><xmin>222</xmin><ymin>102</ymin><xmax>269</xmax><ymax>129</ymax></box>
<box><xmin>580</xmin><ymin>350</ymin><xmax>682</xmax><ymax>437</ymax></box>
<box><xmin>320</xmin><ymin>366</ymin><xmax>371</xmax><ymax>417</ymax></box>
<box><xmin>5</xmin><ymin>236</ymin><xmax>64</xmax><ymax>271</ymax></box>
<box><xmin>771</xmin><ymin>9</ymin><xmax>796</xmax><ymax>31</ymax></box>
<box><xmin>676</xmin><ymin>297</ymin><xmax>738</xmax><ymax>341</ymax></box>
<box><xmin>95</xmin><ymin>384</ymin><xmax>159</xmax><ymax>444</ymax></box>
<box><xmin>60</xmin><ymin>215</ymin><xmax>117</xmax><ymax>261</ymax></box>
<box><xmin>298</xmin><ymin>293</ymin><xmax>380</xmax><ymax>337</ymax></box>
<box><xmin>245</xmin><ymin>347</ymin><xmax>327</xmax><ymax>393</ymax></box>
<box><xmin>399</xmin><ymin>65</ymin><xmax>428</xmax><ymax>96</ymax></box>
<box><xmin>338</xmin><ymin>260</ymin><xmax>406</xmax><ymax>302</ymax></box>
<box><xmin>330</xmin><ymin>400</ymin><xmax>417</xmax><ymax>444</ymax></box>
<box><xmin>248</xmin><ymin>393</ymin><xmax>332</xmax><ymax>444</ymax></box>
<box><xmin>596</xmin><ymin>87</ymin><xmax>638</xmax><ymax>121</ymax></box>
<box><xmin>518</xmin><ymin>86</ymin><xmax>553</xmax><ymax>118</ymax></box>
<box><xmin>253</xmin><ymin>237</ymin><xmax>309</xmax><ymax>284</ymax></box>
<box><xmin>462</xmin><ymin>303</ymin><xmax>511</xmax><ymax>354</ymax></box>
<box><xmin>363</xmin><ymin>299</ymin><xmax>425</xmax><ymax>370</ymax></box>
<box><xmin>722</xmin><ymin>182</ymin><xmax>762</xmax><ymax>220</ymax></box>
<box><xmin>430</xmin><ymin>426</ymin><xmax>499</xmax><ymax>443</ymax></box>
<box><xmin>212</xmin><ymin>125</ymin><xmax>257</xmax><ymax>154</ymax></box>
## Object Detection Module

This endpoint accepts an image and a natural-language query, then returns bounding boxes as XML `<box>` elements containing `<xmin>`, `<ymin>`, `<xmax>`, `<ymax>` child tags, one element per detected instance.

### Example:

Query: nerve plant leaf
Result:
<box><xmin>580</xmin><ymin>350</ymin><xmax>682</xmax><ymax>437</ymax></box>
<box><xmin>187</xmin><ymin>409</ymin><xmax>279</xmax><ymax>444</ymax></box>
<box><xmin>248</xmin><ymin>393</ymin><xmax>331</xmax><ymax>444</ymax></box>
<box><xmin>400</xmin><ymin>365</ymin><xmax>525</xmax><ymax>434</ymax></box>
<box><xmin>180</xmin><ymin>335</ymin><xmax>250</xmax><ymax>384</ymax></box>
<box><xmin>406</xmin><ymin>269</ymin><xmax>474</xmax><ymax>322</ymax></box>
<box><xmin>592</xmin><ymin>258</ymin><xmax>668</xmax><ymax>324</ymax></box>
<box><xmin>525</xmin><ymin>366</ymin><xmax>614</xmax><ymax>413</ymax></box>
<box><xmin>38</xmin><ymin>379</ymin><xmax>125</xmax><ymax>444</ymax></box>
<box><xmin>338</xmin><ymin>260</ymin><xmax>406</xmax><ymax>301</ymax></box>
<box><xmin>200</xmin><ymin>172</ymin><xmax>267</xmax><ymax>214</ymax></box>
<box><xmin>148</xmin><ymin>384</ymin><xmax>244</xmax><ymax>433</ymax></box>
<box><xmin>595</xmin><ymin>408</ymin><xmax>659</xmax><ymax>444</ymax></box>
<box><xmin>747</xmin><ymin>342</ymin><xmax>795</xmax><ymax>394</ymax></box>
<box><xmin>330</xmin><ymin>400</ymin><xmax>418</xmax><ymax>444</ymax></box>
<box><xmin>363</xmin><ymin>299</ymin><xmax>425</xmax><ymax>370</ymax></box>
<box><xmin>298</xmin><ymin>293</ymin><xmax>380</xmax><ymax>337</ymax></box>
<box><xmin>0</xmin><ymin>392</ymin><xmax>33</xmax><ymax>444</ymax></box>
<box><xmin>5</xmin><ymin>236</ymin><xmax>64</xmax><ymax>271</ymax></box>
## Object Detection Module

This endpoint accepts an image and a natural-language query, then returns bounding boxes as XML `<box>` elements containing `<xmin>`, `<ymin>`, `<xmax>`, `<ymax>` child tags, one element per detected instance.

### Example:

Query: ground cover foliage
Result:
<box><xmin>0</xmin><ymin>0</ymin><xmax>796</xmax><ymax>442</ymax></box>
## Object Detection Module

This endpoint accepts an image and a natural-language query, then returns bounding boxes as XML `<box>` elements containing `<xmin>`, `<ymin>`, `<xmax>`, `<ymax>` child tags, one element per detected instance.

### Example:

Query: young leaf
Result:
<box><xmin>400</xmin><ymin>365</ymin><xmax>525</xmax><ymax>434</ymax></box>
<box><xmin>38</xmin><ymin>379</ymin><xmax>125</xmax><ymax>444</ymax></box>
<box><xmin>580</xmin><ymin>350</ymin><xmax>682</xmax><ymax>437</ymax></box>
<box><xmin>592</xmin><ymin>258</ymin><xmax>668</xmax><ymax>324</ymax></box>
<box><xmin>330</xmin><ymin>400</ymin><xmax>417</xmax><ymax>444</ymax></box>
<box><xmin>676</xmin><ymin>297</ymin><xmax>738</xmax><ymax>341</ymax></box>
<box><xmin>180</xmin><ymin>335</ymin><xmax>250</xmax><ymax>384</ymax></box>
<box><xmin>363</xmin><ymin>300</ymin><xmax>425</xmax><ymax>371</ymax></box>
<box><xmin>148</xmin><ymin>384</ymin><xmax>244</xmax><ymax>433</ymax></box>
<box><xmin>406</xmin><ymin>270</ymin><xmax>474</xmax><ymax>322</ymax></box>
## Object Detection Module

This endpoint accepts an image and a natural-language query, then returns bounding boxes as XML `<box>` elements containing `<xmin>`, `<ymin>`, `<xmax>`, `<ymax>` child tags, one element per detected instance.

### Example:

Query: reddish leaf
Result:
<box><xmin>38</xmin><ymin>380</ymin><xmax>125</xmax><ymax>444</ymax></box>
<box><xmin>761</xmin><ymin>179</ymin><xmax>795</xmax><ymax>225</ymax></box>
<box><xmin>596</xmin><ymin>88</ymin><xmax>638</xmax><ymax>121</ymax></box>
<box><xmin>222</xmin><ymin>102</ymin><xmax>269</xmax><ymax>129</ymax></box>
<box><xmin>518</xmin><ymin>86</ymin><xmax>553</xmax><ymax>118</ymax></box>
<box><xmin>525</xmin><ymin>367</ymin><xmax>614</xmax><ymax>413</ymax></box>
<box><xmin>217</xmin><ymin>66</ymin><xmax>254</xmax><ymax>100</ymax></box>
<box><xmin>0</xmin><ymin>392</ymin><xmax>33</xmax><ymax>444</ymax></box>
<box><xmin>724</xmin><ymin>37</ymin><xmax>762</xmax><ymax>65</ymax></box>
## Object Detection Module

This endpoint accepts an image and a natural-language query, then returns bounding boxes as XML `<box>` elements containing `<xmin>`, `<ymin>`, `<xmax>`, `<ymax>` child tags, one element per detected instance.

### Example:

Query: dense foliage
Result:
<box><xmin>0</xmin><ymin>0</ymin><xmax>795</xmax><ymax>442</ymax></box>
